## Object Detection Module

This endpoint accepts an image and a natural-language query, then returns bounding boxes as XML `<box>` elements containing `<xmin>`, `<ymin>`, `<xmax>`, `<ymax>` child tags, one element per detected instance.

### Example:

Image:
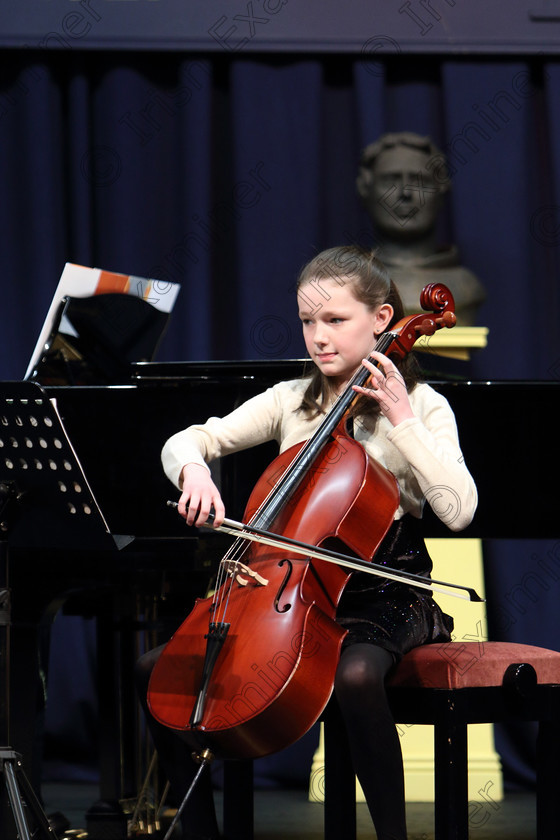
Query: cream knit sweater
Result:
<box><xmin>161</xmin><ymin>378</ymin><xmax>477</xmax><ymax>532</ymax></box>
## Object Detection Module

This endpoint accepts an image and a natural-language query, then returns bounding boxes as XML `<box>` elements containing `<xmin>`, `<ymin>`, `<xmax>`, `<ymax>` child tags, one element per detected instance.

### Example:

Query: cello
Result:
<box><xmin>147</xmin><ymin>283</ymin><xmax>478</xmax><ymax>764</ymax></box>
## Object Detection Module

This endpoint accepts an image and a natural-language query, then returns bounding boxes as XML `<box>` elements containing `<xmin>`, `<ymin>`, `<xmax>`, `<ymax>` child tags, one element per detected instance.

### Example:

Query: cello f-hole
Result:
<box><xmin>274</xmin><ymin>559</ymin><xmax>293</xmax><ymax>613</ymax></box>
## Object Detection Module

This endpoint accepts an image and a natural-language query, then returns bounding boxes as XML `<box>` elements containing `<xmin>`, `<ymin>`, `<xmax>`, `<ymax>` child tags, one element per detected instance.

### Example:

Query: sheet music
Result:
<box><xmin>25</xmin><ymin>263</ymin><xmax>181</xmax><ymax>380</ymax></box>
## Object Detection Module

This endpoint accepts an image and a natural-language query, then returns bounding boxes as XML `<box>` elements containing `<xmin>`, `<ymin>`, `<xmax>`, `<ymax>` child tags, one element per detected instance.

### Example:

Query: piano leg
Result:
<box><xmin>85</xmin><ymin>599</ymin><xmax>139</xmax><ymax>840</ymax></box>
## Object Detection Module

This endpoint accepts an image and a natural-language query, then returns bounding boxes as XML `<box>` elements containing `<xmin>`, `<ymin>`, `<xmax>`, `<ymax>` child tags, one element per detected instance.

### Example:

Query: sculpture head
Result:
<box><xmin>357</xmin><ymin>132</ymin><xmax>450</xmax><ymax>243</ymax></box>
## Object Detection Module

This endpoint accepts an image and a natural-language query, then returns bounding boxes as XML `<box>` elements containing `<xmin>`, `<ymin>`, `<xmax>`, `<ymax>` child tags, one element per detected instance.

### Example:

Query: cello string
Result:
<box><xmin>211</xmin><ymin>542</ymin><xmax>246</xmax><ymax>623</ymax></box>
<box><xmin>210</xmin><ymin>530</ymin><xmax>256</xmax><ymax>624</ymax></box>
<box><xmin>241</xmin><ymin>335</ymin><xmax>392</xmax><ymax>533</ymax></box>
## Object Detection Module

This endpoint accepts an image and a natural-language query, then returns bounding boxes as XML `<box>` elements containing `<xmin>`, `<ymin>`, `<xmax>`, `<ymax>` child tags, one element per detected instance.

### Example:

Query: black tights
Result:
<box><xmin>136</xmin><ymin>643</ymin><xmax>406</xmax><ymax>840</ymax></box>
<box><xmin>334</xmin><ymin>643</ymin><xmax>407</xmax><ymax>840</ymax></box>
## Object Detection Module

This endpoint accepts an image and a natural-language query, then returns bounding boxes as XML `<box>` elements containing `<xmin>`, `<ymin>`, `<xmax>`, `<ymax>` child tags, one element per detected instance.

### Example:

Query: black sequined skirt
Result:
<box><xmin>336</xmin><ymin>515</ymin><xmax>453</xmax><ymax>661</ymax></box>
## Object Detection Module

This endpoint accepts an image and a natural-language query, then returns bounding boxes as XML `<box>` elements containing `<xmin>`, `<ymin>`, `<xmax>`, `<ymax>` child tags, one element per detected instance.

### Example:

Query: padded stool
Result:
<box><xmin>323</xmin><ymin>641</ymin><xmax>560</xmax><ymax>840</ymax></box>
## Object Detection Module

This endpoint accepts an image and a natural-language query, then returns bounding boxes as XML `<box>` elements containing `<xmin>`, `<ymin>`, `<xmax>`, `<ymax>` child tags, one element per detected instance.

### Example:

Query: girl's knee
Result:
<box><xmin>335</xmin><ymin>644</ymin><xmax>393</xmax><ymax>697</ymax></box>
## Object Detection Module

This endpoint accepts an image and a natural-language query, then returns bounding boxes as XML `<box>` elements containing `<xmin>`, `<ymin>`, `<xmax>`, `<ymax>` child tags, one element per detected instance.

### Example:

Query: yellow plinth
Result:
<box><xmin>309</xmin><ymin>538</ymin><xmax>503</xmax><ymax>803</ymax></box>
<box><xmin>415</xmin><ymin>325</ymin><xmax>489</xmax><ymax>360</ymax></box>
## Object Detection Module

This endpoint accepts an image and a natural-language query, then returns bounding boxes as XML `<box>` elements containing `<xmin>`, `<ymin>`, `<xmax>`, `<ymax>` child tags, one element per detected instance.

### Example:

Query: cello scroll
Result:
<box><xmin>380</xmin><ymin>281</ymin><xmax>456</xmax><ymax>364</ymax></box>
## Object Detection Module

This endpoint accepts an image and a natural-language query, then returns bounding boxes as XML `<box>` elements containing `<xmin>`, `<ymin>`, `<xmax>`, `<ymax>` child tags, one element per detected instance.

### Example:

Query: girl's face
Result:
<box><xmin>297</xmin><ymin>276</ymin><xmax>393</xmax><ymax>389</ymax></box>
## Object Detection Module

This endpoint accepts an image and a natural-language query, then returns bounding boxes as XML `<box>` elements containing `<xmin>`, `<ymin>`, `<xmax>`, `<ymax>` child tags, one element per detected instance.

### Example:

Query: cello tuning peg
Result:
<box><xmin>414</xmin><ymin>317</ymin><xmax>437</xmax><ymax>337</ymax></box>
<box><xmin>436</xmin><ymin>311</ymin><xmax>457</xmax><ymax>328</ymax></box>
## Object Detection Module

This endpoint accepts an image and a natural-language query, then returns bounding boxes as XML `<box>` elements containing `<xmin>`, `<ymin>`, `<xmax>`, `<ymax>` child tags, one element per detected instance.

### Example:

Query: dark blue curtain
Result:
<box><xmin>2</xmin><ymin>52</ymin><xmax>559</xmax><ymax>377</ymax></box>
<box><xmin>1</xmin><ymin>48</ymin><xmax>559</xmax><ymax>791</ymax></box>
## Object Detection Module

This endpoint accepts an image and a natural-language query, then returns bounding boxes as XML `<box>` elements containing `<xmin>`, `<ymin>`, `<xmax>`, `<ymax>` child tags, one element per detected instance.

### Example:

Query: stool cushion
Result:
<box><xmin>387</xmin><ymin>642</ymin><xmax>560</xmax><ymax>690</ymax></box>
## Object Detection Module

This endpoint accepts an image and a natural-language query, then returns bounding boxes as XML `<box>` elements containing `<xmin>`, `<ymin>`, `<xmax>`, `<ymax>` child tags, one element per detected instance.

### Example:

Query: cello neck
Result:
<box><xmin>249</xmin><ymin>331</ymin><xmax>396</xmax><ymax>531</ymax></box>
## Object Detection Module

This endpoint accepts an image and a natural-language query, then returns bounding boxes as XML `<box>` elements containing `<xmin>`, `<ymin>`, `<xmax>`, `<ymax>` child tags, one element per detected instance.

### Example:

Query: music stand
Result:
<box><xmin>0</xmin><ymin>380</ymin><xmax>131</xmax><ymax>840</ymax></box>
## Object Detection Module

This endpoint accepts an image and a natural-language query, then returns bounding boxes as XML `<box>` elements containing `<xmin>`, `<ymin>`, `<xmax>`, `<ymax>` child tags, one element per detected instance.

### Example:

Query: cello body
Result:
<box><xmin>147</xmin><ymin>433</ymin><xmax>399</xmax><ymax>759</ymax></box>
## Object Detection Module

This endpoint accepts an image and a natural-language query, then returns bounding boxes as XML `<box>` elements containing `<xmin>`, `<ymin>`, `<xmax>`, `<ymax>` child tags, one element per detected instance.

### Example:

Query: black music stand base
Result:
<box><xmin>0</xmin><ymin>748</ymin><xmax>57</xmax><ymax>840</ymax></box>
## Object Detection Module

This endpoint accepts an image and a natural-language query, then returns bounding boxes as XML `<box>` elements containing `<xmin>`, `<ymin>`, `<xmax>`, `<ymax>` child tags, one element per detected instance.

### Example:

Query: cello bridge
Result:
<box><xmin>222</xmin><ymin>559</ymin><xmax>268</xmax><ymax>587</ymax></box>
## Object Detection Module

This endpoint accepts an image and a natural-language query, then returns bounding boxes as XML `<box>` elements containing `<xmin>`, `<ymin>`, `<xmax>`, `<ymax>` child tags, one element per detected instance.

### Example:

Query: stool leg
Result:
<box><xmin>536</xmin><ymin>716</ymin><xmax>560</xmax><ymax>840</ymax></box>
<box><xmin>223</xmin><ymin>759</ymin><xmax>253</xmax><ymax>840</ymax></box>
<box><xmin>433</xmin><ymin>702</ymin><xmax>468</xmax><ymax>840</ymax></box>
<box><xmin>323</xmin><ymin>702</ymin><xmax>357</xmax><ymax>840</ymax></box>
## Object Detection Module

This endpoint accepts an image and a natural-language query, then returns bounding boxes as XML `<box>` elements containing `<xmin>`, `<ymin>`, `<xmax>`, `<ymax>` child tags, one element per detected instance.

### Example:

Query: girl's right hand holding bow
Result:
<box><xmin>178</xmin><ymin>463</ymin><xmax>226</xmax><ymax>528</ymax></box>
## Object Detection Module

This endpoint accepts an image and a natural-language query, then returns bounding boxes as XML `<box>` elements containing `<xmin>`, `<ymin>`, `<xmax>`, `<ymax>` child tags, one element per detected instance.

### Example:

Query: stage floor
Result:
<box><xmin>41</xmin><ymin>782</ymin><xmax>537</xmax><ymax>839</ymax></box>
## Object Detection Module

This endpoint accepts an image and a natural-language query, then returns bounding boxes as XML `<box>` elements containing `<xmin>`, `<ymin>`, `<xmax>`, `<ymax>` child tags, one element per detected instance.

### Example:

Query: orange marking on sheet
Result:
<box><xmin>96</xmin><ymin>270</ymin><xmax>130</xmax><ymax>294</ymax></box>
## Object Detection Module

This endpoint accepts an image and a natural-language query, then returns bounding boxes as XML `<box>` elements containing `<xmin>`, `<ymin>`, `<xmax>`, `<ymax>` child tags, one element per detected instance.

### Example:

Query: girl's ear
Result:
<box><xmin>374</xmin><ymin>303</ymin><xmax>393</xmax><ymax>336</ymax></box>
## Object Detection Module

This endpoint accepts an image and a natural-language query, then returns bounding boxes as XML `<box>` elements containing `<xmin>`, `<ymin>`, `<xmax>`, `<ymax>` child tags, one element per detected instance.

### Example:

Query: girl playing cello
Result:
<box><xmin>137</xmin><ymin>245</ymin><xmax>477</xmax><ymax>840</ymax></box>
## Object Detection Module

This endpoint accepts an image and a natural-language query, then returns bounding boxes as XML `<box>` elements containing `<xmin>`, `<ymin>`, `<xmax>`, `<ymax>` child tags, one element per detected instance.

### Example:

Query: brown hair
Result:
<box><xmin>296</xmin><ymin>245</ymin><xmax>420</xmax><ymax>418</ymax></box>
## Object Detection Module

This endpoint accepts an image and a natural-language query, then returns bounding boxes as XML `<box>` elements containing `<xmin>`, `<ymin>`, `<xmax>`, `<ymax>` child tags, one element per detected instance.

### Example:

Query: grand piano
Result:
<box><xmin>1</xmin><ymin>302</ymin><xmax>558</xmax><ymax>838</ymax></box>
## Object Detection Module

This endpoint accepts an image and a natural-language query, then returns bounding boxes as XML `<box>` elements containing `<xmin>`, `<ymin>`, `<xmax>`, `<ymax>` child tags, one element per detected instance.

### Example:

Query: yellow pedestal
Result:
<box><xmin>415</xmin><ymin>326</ymin><xmax>489</xmax><ymax>361</ymax></box>
<box><xmin>309</xmin><ymin>539</ymin><xmax>503</xmax><ymax>804</ymax></box>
